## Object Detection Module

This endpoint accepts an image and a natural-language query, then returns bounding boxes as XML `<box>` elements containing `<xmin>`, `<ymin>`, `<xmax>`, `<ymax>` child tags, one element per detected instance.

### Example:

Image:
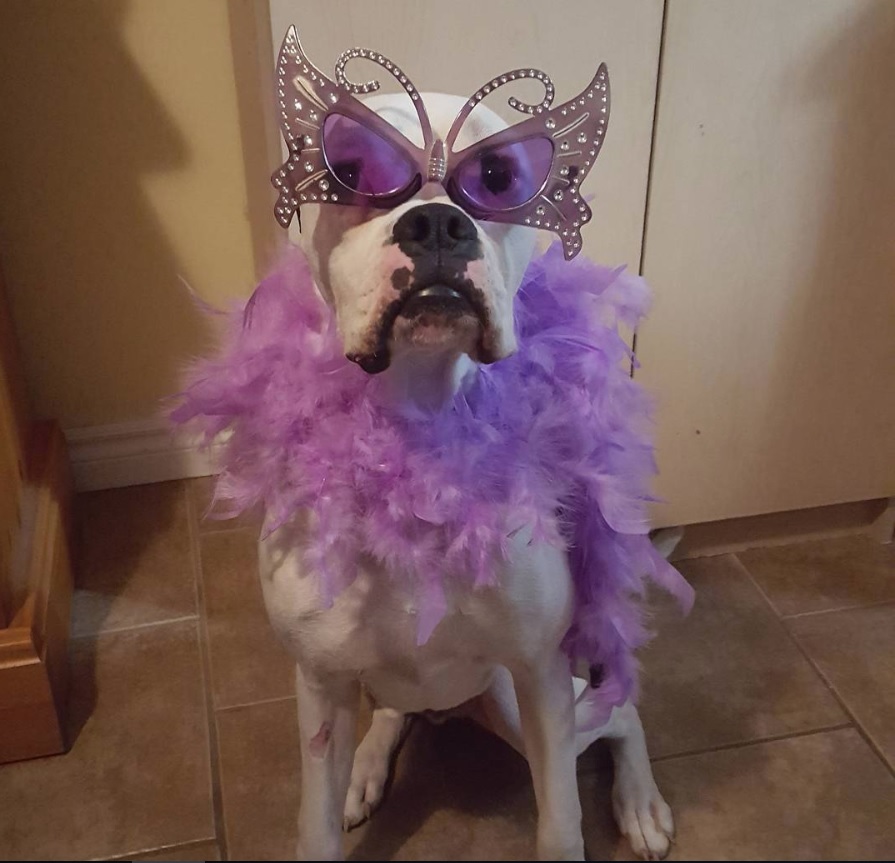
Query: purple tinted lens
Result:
<box><xmin>453</xmin><ymin>137</ymin><xmax>554</xmax><ymax>212</ymax></box>
<box><xmin>322</xmin><ymin>113</ymin><xmax>416</xmax><ymax>197</ymax></box>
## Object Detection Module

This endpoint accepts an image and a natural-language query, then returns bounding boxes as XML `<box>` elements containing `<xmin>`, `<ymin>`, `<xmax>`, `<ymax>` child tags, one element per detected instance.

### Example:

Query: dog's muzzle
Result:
<box><xmin>347</xmin><ymin>203</ymin><xmax>489</xmax><ymax>375</ymax></box>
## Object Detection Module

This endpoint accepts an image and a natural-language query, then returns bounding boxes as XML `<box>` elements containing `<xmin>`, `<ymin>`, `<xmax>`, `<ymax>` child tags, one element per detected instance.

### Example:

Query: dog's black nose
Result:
<box><xmin>392</xmin><ymin>203</ymin><xmax>478</xmax><ymax>257</ymax></box>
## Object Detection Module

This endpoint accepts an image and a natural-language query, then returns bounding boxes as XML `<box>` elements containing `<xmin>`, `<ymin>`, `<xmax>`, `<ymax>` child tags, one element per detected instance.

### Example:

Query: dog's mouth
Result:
<box><xmin>347</xmin><ymin>277</ymin><xmax>492</xmax><ymax>375</ymax></box>
<box><xmin>397</xmin><ymin>283</ymin><xmax>476</xmax><ymax>319</ymax></box>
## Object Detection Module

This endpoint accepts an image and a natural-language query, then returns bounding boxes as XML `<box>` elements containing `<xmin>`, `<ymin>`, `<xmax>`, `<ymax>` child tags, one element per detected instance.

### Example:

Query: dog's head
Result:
<box><xmin>304</xmin><ymin>93</ymin><xmax>536</xmax><ymax>374</ymax></box>
<box><xmin>272</xmin><ymin>27</ymin><xmax>610</xmax><ymax>373</ymax></box>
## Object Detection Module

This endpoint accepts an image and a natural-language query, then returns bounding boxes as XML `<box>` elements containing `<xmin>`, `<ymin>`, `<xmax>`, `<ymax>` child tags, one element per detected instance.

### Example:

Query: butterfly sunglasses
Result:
<box><xmin>272</xmin><ymin>26</ymin><xmax>610</xmax><ymax>260</ymax></box>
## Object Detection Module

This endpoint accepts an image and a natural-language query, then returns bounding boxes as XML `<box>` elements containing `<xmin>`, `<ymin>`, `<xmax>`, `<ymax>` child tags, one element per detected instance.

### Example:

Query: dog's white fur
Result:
<box><xmin>259</xmin><ymin>93</ymin><xmax>673</xmax><ymax>860</ymax></box>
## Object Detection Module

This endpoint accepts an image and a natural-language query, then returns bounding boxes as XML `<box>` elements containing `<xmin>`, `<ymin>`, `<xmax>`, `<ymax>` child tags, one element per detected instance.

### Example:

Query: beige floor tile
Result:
<box><xmin>0</xmin><ymin>621</ymin><xmax>214</xmax><ymax>861</ymax></box>
<box><xmin>647</xmin><ymin>728</ymin><xmax>895</xmax><ymax>860</ymax></box>
<box><xmin>216</xmin><ymin>698</ymin><xmax>300</xmax><ymax>861</ymax></box>
<box><xmin>737</xmin><ymin>534</ymin><xmax>895</xmax><ymax>617</ymax></box>
<box><xmin>627</xmin><ymin>555</ymin><xmax>846</xmax><ymax>760</ymax></box>
<box><xmin>188</xmin><ymin>475</ymin><xmax>263</xmax><ymax>535</ymax></box>
<box><xmin>790</xmin><ymin>603</ymin><xmax>895</xmax><ymax>769</ymax></box>
<box><xmin>72</xmin><ymin>481</ymin><xmax>196</xmax><ymax>636</ymax></box>
<box><xmin>217</xmin><ymin>697</ymin><xmax>371</xmax><ymax>861</ymax></box>
<box><xmin>199</xmin><ymin>528</ymin><xmax>294</xmax><ymax>708</ymax></box>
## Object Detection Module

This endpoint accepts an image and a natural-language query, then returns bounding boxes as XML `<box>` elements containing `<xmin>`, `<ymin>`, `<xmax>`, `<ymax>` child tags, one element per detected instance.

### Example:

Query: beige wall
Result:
<box><xmin>0</xmin><ymin>0</ymin><xmax>266</xmax><ymax>429</ymax></box>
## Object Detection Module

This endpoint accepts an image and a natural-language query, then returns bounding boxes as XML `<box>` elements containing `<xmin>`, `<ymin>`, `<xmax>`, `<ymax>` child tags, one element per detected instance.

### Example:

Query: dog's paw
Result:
<box><xmin>343</xmin><ymin>708</ymin><xmax>408</xmax><ymax>832</ymax></box>
<box><xmin>342</xmin><ymin>754</ymin><xmax>389</xmax><ymax>831</ymax></box>
<box><xmin>612</xmin><ymin>772</ymin><xmax>674</xmax><ymax>860</ymax></box>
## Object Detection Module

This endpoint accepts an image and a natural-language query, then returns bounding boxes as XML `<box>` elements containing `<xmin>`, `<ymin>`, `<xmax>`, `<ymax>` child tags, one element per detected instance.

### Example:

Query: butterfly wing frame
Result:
<box><xmin>271</xmin><ymin>26</ymin><xmax>432</xmax><ymax>227</ymax></box>
<box><xmin>444</xmin><ymin>64</ymin><xmax>610</xmax><ymax>260</ymax></box>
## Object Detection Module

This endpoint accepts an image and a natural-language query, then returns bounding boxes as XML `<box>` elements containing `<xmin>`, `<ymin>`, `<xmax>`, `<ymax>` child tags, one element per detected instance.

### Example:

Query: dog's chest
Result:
<box><xmin>257</xmin><ymin>517</ymin><xmax>574</xmax><ymax>713</ymax></box>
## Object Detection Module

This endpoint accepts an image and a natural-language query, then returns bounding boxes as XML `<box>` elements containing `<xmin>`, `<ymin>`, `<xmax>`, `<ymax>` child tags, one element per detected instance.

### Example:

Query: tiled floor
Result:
<box><xmin>2</xmin><ymin>479</ymin><xmax>894</xmax><ymax>861</ymax></box>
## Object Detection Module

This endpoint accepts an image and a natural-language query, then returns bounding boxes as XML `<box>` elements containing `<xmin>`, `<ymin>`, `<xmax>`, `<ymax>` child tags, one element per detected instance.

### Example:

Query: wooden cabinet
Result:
<box><xmin>637</xmin><ymin>0</ymin><xmax>895</xmax><ymax>527</ymax></box>
<box><xmin>0</xmin><ymin>262</ymin><xmax>74</xmax><ymax>763</ymax></box>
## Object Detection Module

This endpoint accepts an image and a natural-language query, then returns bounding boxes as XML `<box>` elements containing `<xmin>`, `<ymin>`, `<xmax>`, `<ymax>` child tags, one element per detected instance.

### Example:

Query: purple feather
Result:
<box><xmin>171</xmin><ymin>243</ymin><xmax>693</xmax><ymax>726</ymax></box>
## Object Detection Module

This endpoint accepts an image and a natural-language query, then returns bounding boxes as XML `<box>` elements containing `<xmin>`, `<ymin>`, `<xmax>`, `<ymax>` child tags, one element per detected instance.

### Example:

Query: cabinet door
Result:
<box><xmin>268</xmin><ymin>0</ymin><xmax>664</xmax><ymax>269</ymax></box>
<box><xmin>638</xmin><ymin>0</ymin><xmax>895</xmax><ymax>527</ymax></box>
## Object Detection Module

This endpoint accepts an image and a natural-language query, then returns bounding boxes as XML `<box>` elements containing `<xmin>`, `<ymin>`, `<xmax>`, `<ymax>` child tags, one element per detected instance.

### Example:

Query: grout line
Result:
<box><xmin>185</xmin><ymin>483</ymin><xmax>231</xmax><ymax>861</ymax></box>
<box><xmin>95</xmin><ymin>836</ymin><xmax>218</xmax><ymax>862</ymax></box>
<box><xmin>728</xmin><ymin>552</ymin><xmax>784</xmax><ymax>618</ymax></box>
<box><xmin>647</xmin><ymin>722</ymin><xmax>854</xmax><ymax>765</ymax></box>
<box><xmin>631</xmin><ymin>0</ymin><xmax>669</xmax><ymax>377</ymax></box>
<box><xmin>216</xmin><ymin>693</ymin><xmax>296</xmax><ymax>713</ymax></box>
<box><xmin>730</xmin><ymin>553</ymin><xmax>895</xmax><ymax>781</ymax></box>
<box><xmin>781</xmin><ymin>596</ymin><xmax>895</xmax><ymax>621</ymax></box>
<box><xmin>70</xmin><ymin>614</ymin><xmax>199</xmax><ymax>641</ymax></box>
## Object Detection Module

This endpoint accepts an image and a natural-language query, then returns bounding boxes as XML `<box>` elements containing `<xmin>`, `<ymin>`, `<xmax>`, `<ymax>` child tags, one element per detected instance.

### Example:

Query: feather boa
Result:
<box><xmin>171</xmin><ymin>243</ymin><xmax>693</xmax><ymax>724</ymax></box>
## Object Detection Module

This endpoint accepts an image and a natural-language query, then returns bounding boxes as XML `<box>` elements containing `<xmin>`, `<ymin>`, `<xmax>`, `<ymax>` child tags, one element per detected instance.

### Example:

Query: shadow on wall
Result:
<box><xmin>764</xmin><ymin>3</ymin><xmax>895</xmax><ymax>504</ymax></box>
<box><xmin>0</xmin><ymin>0</ymin><xmax>206</xmax><ymax>427</ymax></box>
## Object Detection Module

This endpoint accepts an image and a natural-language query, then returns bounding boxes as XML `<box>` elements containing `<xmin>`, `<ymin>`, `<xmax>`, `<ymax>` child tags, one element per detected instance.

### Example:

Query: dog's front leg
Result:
<box><xmin>512</xmin><ymin>652</ymin><xmax>584</xmax><ymax>861</ymax></box>
<box><xmin>602</xmin><ymin>700</ymin><xmax>674</xmax><ymax>860</ymax></box>
<box><xmin>294</xmin><ymin>664</ymin><xmax>359</xmax><ymax>861</ymax></box>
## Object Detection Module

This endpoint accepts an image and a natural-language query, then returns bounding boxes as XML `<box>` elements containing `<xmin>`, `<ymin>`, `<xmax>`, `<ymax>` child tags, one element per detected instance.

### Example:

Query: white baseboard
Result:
<box><xmin>65</xmin><ymin>419</ymin><xmax>221</xmax><ymax>492</ymax></box>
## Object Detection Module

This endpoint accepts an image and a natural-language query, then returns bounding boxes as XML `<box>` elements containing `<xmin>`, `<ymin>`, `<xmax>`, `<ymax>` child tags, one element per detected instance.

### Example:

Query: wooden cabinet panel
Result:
<box><xmin>0</xmin><ymin>265</ymin><xmax>29</xmax><ymax>625</ymax></box>
<box><xmin>1</xmin><ymin>262</ymin><xmax>72</xmax><ymax>762</ymax></box>
<box><xmin>0</xmin><ymin>422</ymin><xmax>73</xmax><ymax>763</ymax></box>
<box><xmin>639</xmin><ymin>0</ymin><xmax>895</xmax><ymax>527</ymax></box>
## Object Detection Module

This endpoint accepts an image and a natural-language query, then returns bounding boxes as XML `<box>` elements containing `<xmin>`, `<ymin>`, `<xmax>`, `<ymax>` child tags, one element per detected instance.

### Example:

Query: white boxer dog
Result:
<box><xmin>246</xmin><ymin>28</ymin><xmax>679</xmax><ymax>862</ymax></box>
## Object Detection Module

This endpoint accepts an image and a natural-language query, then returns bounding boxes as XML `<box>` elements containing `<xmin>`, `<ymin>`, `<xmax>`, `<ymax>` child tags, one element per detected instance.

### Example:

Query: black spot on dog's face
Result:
<box><xmin>391</xmin><ymin>266</ymin><xmax>412</xmax><ymax>293</ymax></box>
